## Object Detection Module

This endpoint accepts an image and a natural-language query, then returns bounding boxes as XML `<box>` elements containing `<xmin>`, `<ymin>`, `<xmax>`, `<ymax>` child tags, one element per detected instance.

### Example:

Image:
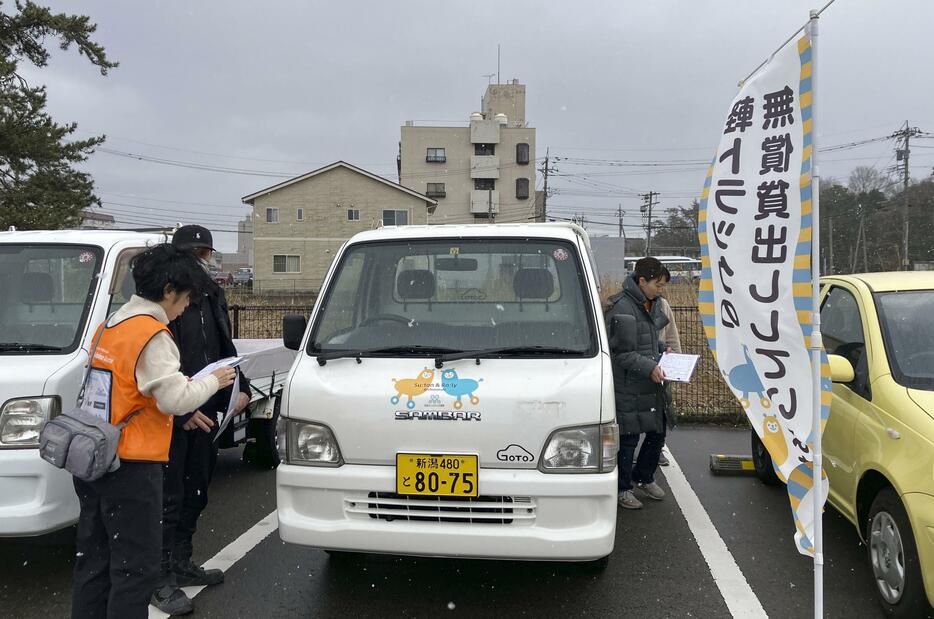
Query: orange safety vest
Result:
<box><xmin>90</xmin><ymin>315</ymin><xmax>175</xmax><ymax>462</ymax></box>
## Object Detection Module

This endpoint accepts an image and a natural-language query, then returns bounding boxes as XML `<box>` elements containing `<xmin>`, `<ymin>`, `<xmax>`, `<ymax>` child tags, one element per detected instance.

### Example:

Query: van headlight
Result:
<box><xmin>277</xmin><ymin>418</ymin><xmax>342</xmax><ymax>467</ymax></box>
<box><xmin>540</xmin><ymin>423</ymin><xmax>618</xmax><ymax>473</ymax></box>
<box><xmin>0</xmin><ymin>397</ymin><xmax>60</xmax><ymax>447</ymax></box>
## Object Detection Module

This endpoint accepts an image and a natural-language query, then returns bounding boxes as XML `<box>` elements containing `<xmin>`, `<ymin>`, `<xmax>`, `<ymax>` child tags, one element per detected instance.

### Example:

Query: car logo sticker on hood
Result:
<box><xmin>390</xmin><ymin>367</ymin><xmax>484</xmax><ymax>416</ymax></box>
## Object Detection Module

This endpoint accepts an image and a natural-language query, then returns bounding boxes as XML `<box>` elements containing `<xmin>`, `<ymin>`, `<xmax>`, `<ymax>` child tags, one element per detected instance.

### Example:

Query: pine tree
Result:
<box><xmin>0</xmin><ymin>1</ymin><xmax>116</xmax><ymax>229</ymax></box>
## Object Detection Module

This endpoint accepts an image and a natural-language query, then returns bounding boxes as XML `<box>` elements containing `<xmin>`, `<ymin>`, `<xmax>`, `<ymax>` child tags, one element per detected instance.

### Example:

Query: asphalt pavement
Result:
<box><xmin>0</xmin><ymin>426</ymin><xmax>906</xmax><ymax>618</ymax></box>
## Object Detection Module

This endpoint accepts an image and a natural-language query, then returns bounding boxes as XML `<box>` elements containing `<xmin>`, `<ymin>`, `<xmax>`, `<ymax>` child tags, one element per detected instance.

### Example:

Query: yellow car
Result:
<box><xmin>752</xmin><ymin>272</ymin><xmax>934</xmax><ymax>617</ymax></box>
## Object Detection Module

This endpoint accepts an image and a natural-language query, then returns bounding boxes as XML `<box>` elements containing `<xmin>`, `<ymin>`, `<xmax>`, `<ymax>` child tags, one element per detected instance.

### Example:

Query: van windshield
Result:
<box><xmin>310</xmin><ymin>238</ymin><xmax>597</xmax><ymax>357</ymax></box>
<box><xmin>0</xmin><ymin>244</ymin><xmax>103</xmax><ymax>354</ymax></box>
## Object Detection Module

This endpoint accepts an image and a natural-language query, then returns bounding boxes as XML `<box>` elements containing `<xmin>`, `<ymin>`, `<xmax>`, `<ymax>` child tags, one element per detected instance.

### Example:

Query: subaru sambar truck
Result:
<box><xmin>276</xmin><ymin>223</ymin><xmax>619</xmax><ymax>566</ymax></box>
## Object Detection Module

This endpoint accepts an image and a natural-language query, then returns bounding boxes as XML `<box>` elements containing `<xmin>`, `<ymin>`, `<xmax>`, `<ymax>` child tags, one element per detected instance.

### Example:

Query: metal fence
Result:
<box><xmin>669</xmin><ymin>306</ymin><xmax>744</xmax><ymax>422</ymax></box>
<box><xmin>228</xmin><ymin>304</ymin><xmax>741</xmax><ymax>421</ymax></box>
<box><xmin>230</xmin><ymin>305</ymin><xmax>314</xmax><ymax>340</ymax></box>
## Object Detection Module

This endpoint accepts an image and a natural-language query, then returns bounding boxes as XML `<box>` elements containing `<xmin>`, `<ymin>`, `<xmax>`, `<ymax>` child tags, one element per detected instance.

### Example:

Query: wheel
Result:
<box><xmin>867</xmin><ymin>488</ymin><xmax>929</xmax><ymax>618</ymax></box>
<box><xmin>750</xmin><ymin>429</ymin><xmax>781</xmax><ymax>486</ymax></box>
<box><xmin>249</xmin><ymin>394</ymin><xmax>281</xmax><ymax>469</ymax></box>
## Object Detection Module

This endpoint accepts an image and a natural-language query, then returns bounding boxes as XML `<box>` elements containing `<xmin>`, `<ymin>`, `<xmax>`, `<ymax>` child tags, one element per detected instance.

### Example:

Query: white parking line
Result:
<box><xmin>149</xmin><ymin>510</ymin><xmax>278</xmax><ymax>619</ymax></box>
<box><xmin>660</xmin><ymin>452</ymin><xmax>768</xmax><ymax>619</ymax></box>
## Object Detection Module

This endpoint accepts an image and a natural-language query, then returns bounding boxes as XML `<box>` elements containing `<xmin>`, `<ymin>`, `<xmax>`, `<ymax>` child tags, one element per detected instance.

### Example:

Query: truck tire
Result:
<box><xmin>867</xmin><ymin>488</ymin><xmax>929</xmax><ymax>618</ymax></box>
<box><xmin>751</xmin><ymin>429</ymin><xmax>782</xmax><ymax>486</ymax></box>
<box><xmin>249</xmin><ymin>395</ymin><xmax>281</xmax><ymax>469</ymax></box>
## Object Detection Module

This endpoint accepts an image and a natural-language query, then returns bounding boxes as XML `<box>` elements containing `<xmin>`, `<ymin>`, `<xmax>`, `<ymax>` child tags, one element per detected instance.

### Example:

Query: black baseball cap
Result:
<box><xmin>172</xmin><ymin>225</ymin><xmax>215</xmax><ymax>251</ymax></box>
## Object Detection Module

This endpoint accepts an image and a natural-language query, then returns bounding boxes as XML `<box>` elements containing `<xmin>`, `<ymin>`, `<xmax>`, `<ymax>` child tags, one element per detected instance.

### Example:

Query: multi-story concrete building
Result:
<box><xmin>398</xmin><ymin>80</ymin><xmax>538</xmax><ymax>225</ymax></box>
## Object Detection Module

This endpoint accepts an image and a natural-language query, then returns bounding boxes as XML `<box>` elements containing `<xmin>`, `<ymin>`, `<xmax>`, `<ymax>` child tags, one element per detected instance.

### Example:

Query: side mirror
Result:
<box><xmin>609</xmin><ymin>314</ymin><xmax>637</xmax><ymax>351</ymax></box>
<box><xmin>283</xmin><ymin>314</ymin><xmax>307</xmax><ymax>351</ymax></box>
<box><xmin>828</xmin><ymin>354</ymin><xmax>855</xmax><ymax>383</ymax></box>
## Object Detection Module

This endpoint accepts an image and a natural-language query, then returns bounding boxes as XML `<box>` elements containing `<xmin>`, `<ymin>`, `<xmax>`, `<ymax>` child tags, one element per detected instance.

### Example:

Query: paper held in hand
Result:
<box><xmin>191</xmin><ymin>356</ymin><xmax>244</xmax><ymax>381</ymax></box>
<box><xmin>658</xmin><ymin>353</ymin><xmax>700</xmax><ymax>383</ymax></box>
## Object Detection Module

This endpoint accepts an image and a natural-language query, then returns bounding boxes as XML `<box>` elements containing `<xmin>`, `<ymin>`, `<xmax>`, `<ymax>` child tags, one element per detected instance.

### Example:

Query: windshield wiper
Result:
<box><xmin>0</xmin><ymin>342</ymin><xmax>64</xmax><ymax>352</ymax></box>
<box><xmin>434</xmin><ymin>346</ymin><xmax>585</xmax><ymax>368</ymax></box>
<box><xmin>314</xmin><ymin>345</ymin><xmax>460</xmax><ymax>366</ymax></box>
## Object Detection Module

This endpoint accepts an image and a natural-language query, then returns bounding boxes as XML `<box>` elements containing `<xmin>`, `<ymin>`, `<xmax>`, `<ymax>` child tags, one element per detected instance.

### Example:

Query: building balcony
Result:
<box><xmin>470</xmin><ymin>119</ymin><xmax>501</xmax><ymax>144</ymax></box>
<box><xmin>470</xmin><ymin>155</ymin><xmax>500</xmax><ymax>179</ymax></box>
<box><xmin>470</xmin><ymin>190</ymin><xmax>500</xmax><ymax>214</ymax></box>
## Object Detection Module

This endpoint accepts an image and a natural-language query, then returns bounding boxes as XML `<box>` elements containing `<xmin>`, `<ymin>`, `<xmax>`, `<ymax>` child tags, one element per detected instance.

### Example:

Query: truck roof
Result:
<box><xmin>346</xmin><ymin>222</ymin><xmax>592</xmax><ymax>249</ymax></box>
<box><xmin>0</xmin><ymin>229</ymin><xmax>168</xmax><ymax>250</ymax></box>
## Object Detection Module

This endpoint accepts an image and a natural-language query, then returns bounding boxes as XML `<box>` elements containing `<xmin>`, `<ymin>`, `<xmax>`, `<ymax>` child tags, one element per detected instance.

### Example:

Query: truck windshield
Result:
<box><xmin>310</xmin><ymin>238</ymin><xmax>597</xmax><ymax>358</ymax></box>
<box><xmin>0</xmin><ymin>244</ymin><xmax>103</xmax><ymax>354</ymax></box>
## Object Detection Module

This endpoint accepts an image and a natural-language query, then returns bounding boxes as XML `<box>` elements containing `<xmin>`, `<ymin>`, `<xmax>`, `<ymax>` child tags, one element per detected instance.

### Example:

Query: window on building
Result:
<box><xmin>426</xmin><ymin>148</ymin><xmax>446</xmax><ymax>163</ymax></box>
<box><xmin>516</xmin><ymin>178</ymin><xmax>530</xmax><ymax>200</ymax></box>
<box><xmin>474</xmin><ymin>143</ymin><xmax>496</xmax><ymax>156</ymax></box>
<box><xmin>474</xmin><ymin>178</ymin><xmax>495</xmax><ymax>191</ymax></box>
<box><xmin>426</xmin><ymin>183</ymin><xmax>445</xmax><ymax>198</ymax></box>
<box><xmin>382</xmin><ymin>210</ymin><xmax>409</xmax><ymax>226</ymax></box>
<box><xmin>347</xmin><ymin>209</ymin><xmax>360</xmax><ymax>221</ymax></box>
<box><xmin>272</xmin><ymin>255</ymin><xmax>301</xmax><ymax>273</ymax></box>
<box><xmin>266</xmin><ymin>207</ymin><xmax>278</xmax><ymax>223</ymax></box>
<box><xmin>296</xmin><ymin>208</ymin><xmax>304</xmax><ymax>221</ymax></box>
<box><xmin>516</xmin><ymin>143</ymin><xmax>530</xmax><ymax>165</ymax></box>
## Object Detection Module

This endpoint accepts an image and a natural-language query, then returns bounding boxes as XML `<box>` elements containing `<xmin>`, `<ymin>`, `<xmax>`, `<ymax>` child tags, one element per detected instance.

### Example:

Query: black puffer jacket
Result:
<box><xmin>169</xmin><ymin>281</ymin><xmax>250</xmax><ymax>425</ymax></box>
<box><xmin>605</xmin><ymin>275</ymin><xmax>672</xmax><ymax>435</ymax></box>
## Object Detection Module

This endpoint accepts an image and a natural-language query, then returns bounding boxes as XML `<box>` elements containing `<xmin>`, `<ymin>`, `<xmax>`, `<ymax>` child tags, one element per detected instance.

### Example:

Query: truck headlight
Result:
<box><xmin>0</xmin><ymin>397</ymin><xmax>60</xmax><ymax>447</ymax></box>
<box><xmin>540</xmin><ymin>422</ymin><xmax>618</xmax><ymax>473</ymax></box>
<box><xmin>279</xmin><ymin>419</ymin><xmax>342</xmax><ymax>467</ymax></box>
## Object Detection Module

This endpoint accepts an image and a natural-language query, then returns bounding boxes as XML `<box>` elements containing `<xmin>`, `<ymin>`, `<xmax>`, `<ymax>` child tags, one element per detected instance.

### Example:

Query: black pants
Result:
<box><xmin>618</xmin><ymin>424</ymin><xmax>667</xmax><ymax>492</ymax></box>
<box><xmin>71</xmin><ymin>461</ymin><xmax>162</xmax><ymax>619</ymax></box>
<box><xmin>161</xmin><ymin>421</ymin><xmax>219</xmax><ymax>572</ymax></box>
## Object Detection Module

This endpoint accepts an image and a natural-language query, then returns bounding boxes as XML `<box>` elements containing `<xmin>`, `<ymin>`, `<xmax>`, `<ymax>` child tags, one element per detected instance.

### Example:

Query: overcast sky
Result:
<box><xmin>18</xmin><ymin>0</ymin><xmax>934</xmax><ymax>252</ymax></box>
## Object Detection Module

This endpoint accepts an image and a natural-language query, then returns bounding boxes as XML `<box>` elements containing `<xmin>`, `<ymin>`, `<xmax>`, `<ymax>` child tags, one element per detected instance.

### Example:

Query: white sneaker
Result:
<box><xmin>638</xmin><ymin>481</ymin><xmax>666</xmax><ymax>501</ymax></box>
<box><xmin>618</xmin><ymin>490</ymin><xmax>643</xmax><ymax>510</ymax></box>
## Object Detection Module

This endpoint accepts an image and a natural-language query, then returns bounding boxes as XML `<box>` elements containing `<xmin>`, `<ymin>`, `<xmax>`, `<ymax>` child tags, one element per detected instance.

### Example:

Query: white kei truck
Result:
<box><xmin>275</xmin><ymin>223</ymin><xmax>620</xmax><ymax>567</ymax></box>
<box><xmin>0</xmin><ymin>229</ymin><xmax>293</xmax><ymax>537</ymax></box>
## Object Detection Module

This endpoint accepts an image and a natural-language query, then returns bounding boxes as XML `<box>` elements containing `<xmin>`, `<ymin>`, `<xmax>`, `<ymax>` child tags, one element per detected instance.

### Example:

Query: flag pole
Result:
<box><xmin>807</xmin><ymin>8</ymin><xmax>825</xmax><ymax>619</ymax></box>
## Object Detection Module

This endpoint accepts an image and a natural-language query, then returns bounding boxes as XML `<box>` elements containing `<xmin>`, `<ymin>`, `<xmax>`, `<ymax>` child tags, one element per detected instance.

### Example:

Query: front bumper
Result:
<box><xmin>0</xmin><ymin>449</ymin><xmax>78</xmax><ymax>536</ymax></box>
<box><xmin>277</xmin><ymin>463</ymin><xmax>617</xmax><ymax>561</ymax></box>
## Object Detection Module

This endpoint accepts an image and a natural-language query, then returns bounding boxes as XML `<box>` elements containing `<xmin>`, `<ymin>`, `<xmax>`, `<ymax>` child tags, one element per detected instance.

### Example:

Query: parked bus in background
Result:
<box><xmin>624</xmin><ymin>256</ymin><xmax>701</xmax><ymax>283</ymax></box>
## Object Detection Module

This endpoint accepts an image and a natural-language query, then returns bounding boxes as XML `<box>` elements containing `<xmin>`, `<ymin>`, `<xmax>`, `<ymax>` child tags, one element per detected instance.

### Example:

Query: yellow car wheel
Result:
<box><xmin>867</xmin><ymin>488</ymin><xmax>928</xmax><ymax>618</ymax></box>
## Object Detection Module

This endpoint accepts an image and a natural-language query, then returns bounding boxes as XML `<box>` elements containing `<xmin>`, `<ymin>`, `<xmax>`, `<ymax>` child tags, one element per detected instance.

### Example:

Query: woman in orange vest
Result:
<box><xmin>71</xmin><ymin>244</ymin><xmax>236</xmax><ymax>619</ymax></box>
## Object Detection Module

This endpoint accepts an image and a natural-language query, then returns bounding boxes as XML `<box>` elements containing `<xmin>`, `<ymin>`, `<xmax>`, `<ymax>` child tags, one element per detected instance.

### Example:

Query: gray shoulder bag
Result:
<box><xmin>39</xmin><ymin>314</ymin><xmax>141</xmax><ymax>482</ymax></box>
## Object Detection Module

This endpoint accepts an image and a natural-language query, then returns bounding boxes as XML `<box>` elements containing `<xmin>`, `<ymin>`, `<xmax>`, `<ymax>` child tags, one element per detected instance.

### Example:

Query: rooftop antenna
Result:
<box><xmin>497</xmin><ymin>44</ymin><xmax>501</xmax><ymax>84</ymax></box>
<box><xmin>483</xmin><ymin>73</ymin><xmax>495</xmax><ymax>85</ymax></box>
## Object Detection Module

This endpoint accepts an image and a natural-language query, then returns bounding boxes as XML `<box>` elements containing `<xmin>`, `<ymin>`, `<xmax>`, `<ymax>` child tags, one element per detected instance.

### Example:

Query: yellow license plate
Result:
<box><xmin>396</xmin><ymin>453</ymin><xmax>478</xmax><ymax>497</ymax></box>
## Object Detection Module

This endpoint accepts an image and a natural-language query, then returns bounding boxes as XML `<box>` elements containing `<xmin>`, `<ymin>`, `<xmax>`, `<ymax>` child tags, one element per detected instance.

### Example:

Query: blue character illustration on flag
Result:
<box><xmin>697</xmin><ymin>32</ymin><xmax>832</xmax><ymax>557</ymax></box>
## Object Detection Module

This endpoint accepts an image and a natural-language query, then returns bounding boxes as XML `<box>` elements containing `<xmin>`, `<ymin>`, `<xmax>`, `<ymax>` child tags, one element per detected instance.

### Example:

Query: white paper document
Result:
<box><xmin>191</xmin><ymin>356</ymin><xmax>244</xmax><ymax>381</ymax></box>
<box><xmin>658</xmin><ymin>352</ymin><xmax>700</xmax><ymax>383</ymax></box>
<box><xmin>213</xmin><ymin>372</ymin><xmax>240</xmax><ymax>443</ymax></box>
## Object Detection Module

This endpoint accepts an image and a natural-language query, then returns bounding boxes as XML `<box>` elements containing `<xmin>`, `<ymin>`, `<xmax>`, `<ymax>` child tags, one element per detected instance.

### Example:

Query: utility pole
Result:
<box><xmin>487</xmin><ymin>188</ymin><xmax>495</xmax><ymax>223</ymax></box>
<box><xmin>617</xmin><ymin>204</ymin><xmax>625</xmax><ymax>238</ymax></box>
<box><xmin>893</xmin><ymin>121</ymin><xmax>922</xmax><ymax>270</ymax></box>
<box><xmin>640</xmin><ymin>191</ymin><xmax>658</xmax><ymax>256</ymax></box>
<box><xmin>828</xmin><ymin>216</ymin><xmax>834</xmax><ymax>275</ymax></box>
<box><xmin>541</xmin><ymin>148</ymin><xmax>549</xmax><ymax>222</ymax></box>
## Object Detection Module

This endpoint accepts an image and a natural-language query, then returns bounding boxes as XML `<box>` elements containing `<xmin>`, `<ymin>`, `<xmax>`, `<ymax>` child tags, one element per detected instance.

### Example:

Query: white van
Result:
<box><xmin>276</xmin><ymin>223</ymin><xmax>619</xmax><ymax>564</ymax></box>
<box><xmin>0</xmin><ymin>230</ymin><xmax>288</xmax><ymax>536</ymax></box>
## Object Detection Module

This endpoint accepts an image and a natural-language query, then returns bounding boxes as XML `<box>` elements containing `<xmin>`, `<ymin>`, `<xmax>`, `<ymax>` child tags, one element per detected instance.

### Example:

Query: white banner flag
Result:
<box><xmin>698</xmin><ymin>33</ymin><xmax>831</xmax><ymax>556</ymax></box>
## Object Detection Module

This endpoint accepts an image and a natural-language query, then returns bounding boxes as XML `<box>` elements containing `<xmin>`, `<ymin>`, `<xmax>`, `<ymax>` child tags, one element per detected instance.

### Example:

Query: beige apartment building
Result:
<box><xmin>242</xmin><ymin>161</ymin><xmax>436</xmax><ymax>293</ymax></box>
<box><xmin>398</xmin><ymin>80</ymin><xmax>538</xmax><ymax>224</ymax></box>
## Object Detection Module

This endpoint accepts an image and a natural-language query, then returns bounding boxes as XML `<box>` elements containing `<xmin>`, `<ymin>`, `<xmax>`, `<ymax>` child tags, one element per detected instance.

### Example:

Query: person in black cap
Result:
<box><xmin>150</xmin><ymin>225</ymin><xmax>252</xmax><ymax>616</ymax></box>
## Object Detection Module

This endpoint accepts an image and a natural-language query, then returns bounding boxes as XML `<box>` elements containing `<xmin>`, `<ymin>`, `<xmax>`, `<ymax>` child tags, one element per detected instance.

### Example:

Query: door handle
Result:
<box><xmin>885</xmin><ymin>427</ymin><xmax>901</xmax><ymax>440</ymax></box>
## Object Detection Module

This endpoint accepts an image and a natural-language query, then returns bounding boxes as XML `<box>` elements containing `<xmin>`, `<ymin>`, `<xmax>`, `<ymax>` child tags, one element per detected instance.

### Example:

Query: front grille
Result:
<box><xmin>343</xmin><ymin>492</ymin><xmax>536</xmax><ymax>525</ymax></box>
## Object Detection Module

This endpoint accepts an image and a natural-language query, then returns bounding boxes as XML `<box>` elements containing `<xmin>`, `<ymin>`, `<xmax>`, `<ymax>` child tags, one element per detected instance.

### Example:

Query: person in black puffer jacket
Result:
<box><xmin>151</xmin><ymin>226</ymin><xmax>252</xmax><ymax>616</ymax></box>
<box><xmin>605</xmin><ymin>257</ymin><xmax>674</xmax><ymax>511</ymax></box>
